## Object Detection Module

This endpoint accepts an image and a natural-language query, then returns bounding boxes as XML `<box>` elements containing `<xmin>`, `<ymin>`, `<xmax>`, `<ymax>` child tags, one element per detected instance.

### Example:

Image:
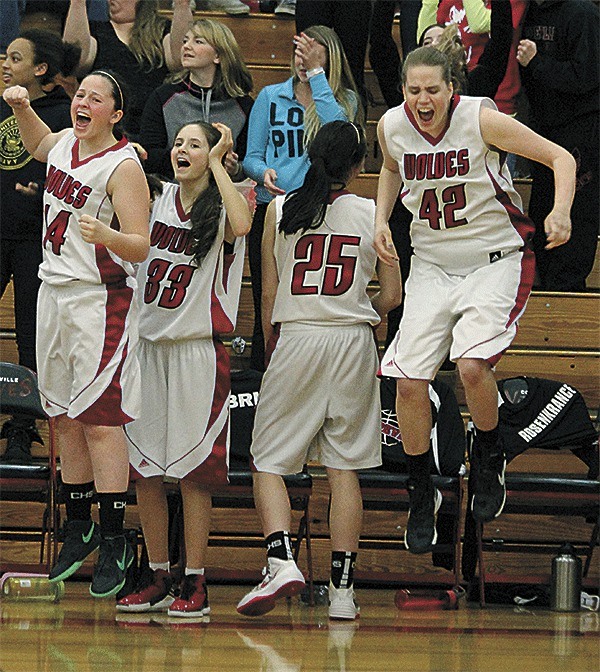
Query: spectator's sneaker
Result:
<box><xmin>90</xmin><ymin>534</ymin><xmax>134</xmax><ymax>598</ymax></box>
<box><xmin>471</xmin><ymin>448</ymin><xmax>507</xmax><ymax>523</ymax></box>
<box><xmin>49</xmin><ymin>520</ymin><xmax>100</xmax><ymax>582</ymax></box>
<box><xmin>116</xmin><ymin>567</ymin><xmax>175</xmax><ymax>612</ymax></box>
<box><xmin>204</xmin><ymin>0</ymin><xmax>250</xmax><ymax>14</ymax></box>
<box><xmin>328</xmin><ymin>582</ymin><xmax>360</xmax><ymax>621</ymax></box>
<box><xmin>168</xmin><ymin>574</ymin><xmax>210</xmax><ymax>618</ymax></box>
<box><xmin>236</xmin><ymin>558</ymin><xmax>305</xmax><ymax>616</ymax></box>
<box><xmin>0</xmin><ymin>418</ymin><xmax>40</xmax><ymax>464</ymax></box>
<box><xmin>405</xmin><ymin>479</ymin><xmax>442</xmax><ymax>554</ymax></box>
<box><xmin>274</xmin><ymin>0</ymin><xmax>295</xmax><ymax>15</ymax></box>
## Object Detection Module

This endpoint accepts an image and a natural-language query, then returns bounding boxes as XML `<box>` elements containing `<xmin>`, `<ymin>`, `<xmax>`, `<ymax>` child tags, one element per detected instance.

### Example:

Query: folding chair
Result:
<box><xmin>0</xmin><ymin>362</ymin><xmax>58</xmax><ymax>572</ymax></box>
<box><xmin>462</xmin><ymin>375</ymin><xmax>600</xmax><ymax>607</ymax></box>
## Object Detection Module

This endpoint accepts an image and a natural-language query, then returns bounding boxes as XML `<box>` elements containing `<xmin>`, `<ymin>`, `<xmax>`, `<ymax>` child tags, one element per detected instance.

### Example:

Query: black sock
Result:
<box><xmin>97</xmin><ymin>492</ymin><xmax>127</xmax><ymax>537</ymax></box>
<box><xmin>406</xmin><ymin>450</ymin><xmax>432</xmax><ymax>488</ymax></box>
<box><xmin>331</xmin><ymin>551</ymin><xmax>357</xmax><ymax>589</ymax></box>
<box><xmin>63</xmin><ymin>481</ymin><xmax>95</xmax><ymax>522</ymax></box>
<box><xmin>265</xmin><ymin>531</ymin><xmax>293</xmax><ymax>561</ymax></box>
<box><xmin>474</xmin><ymin>425</ymin><xmax>501</xmax><ymax>457</ymax></box>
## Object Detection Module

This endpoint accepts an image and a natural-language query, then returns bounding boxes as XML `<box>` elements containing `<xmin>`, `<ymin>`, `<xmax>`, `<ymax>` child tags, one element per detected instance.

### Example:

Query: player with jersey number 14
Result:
<box><xmin>374</xmin><ymin>46</ymin><xmax>576</xmax><ymax>554</ymax></box>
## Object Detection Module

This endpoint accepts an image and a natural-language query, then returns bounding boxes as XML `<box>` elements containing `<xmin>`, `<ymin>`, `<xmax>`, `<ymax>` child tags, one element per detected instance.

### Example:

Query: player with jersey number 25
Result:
<box><xmin>374</xmin><ymin>46</ymin><xmax>576</xmax><ymax>554</ymax></box>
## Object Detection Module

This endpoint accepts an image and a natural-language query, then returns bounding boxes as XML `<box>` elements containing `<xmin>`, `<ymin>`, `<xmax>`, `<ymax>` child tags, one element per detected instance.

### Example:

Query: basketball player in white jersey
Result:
<box><xmin>116</xmin><ymin>121</ymin><xmax>251</xmax><ymax>617</ymax></box>
<box><xmin>237</xmin><ymin>121</ymin><xmax>401</xmax><ymax>620</ymax></box>
<box><xmin>3</xmin><ymin>70</ymin><xmax>150</xmax><ymax>598</ymax></box>
<box><xmin>374</xmin><ymin>47</ymin><xmax>576</xmax><ymax>551</ymax></box>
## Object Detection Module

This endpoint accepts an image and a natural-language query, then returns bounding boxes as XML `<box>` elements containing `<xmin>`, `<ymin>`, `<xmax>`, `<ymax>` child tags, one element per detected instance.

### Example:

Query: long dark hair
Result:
<box><xmin>19</xmin><ymin>29</ymin><xmax>80</xmax><ymax>86</ymax></box>
<box><xmin>176</xmin><ymin>121</ymin><xmax>224</xmax><ymax>267</ymax></box>
<box><xmin>279</xmin><ymin>121</ymin><xmax>366</xmax><ymax>236</ymax></box>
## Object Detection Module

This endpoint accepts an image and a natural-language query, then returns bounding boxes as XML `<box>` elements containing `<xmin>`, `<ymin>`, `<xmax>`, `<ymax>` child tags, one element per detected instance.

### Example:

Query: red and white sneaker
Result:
<box><xmin>168</xmin><ymin>574</ymin><xmax>210</xmax><ymax>618</ymax></box>
<box><xmin>116</xmin><ymin>568</ymin><xmax>175</xmax><ymax>613</ymax></box>
<box><xmin>236</xmin><ymin>558</ymin><xmax>305</xmax><ymax>617</ymax></box>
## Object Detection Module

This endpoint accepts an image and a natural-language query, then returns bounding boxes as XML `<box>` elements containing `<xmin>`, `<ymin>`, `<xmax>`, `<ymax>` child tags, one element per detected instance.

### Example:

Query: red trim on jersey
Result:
<box><xmin>185</xmin><ymin>420</ymin><xmax>229</xmax><ymax>485</ymax></box>
<box><xmin>175</xmin><ymin>187</ymin><xmax>191</xmax><ymax>222</ymax></box>
<box><xmin>169</xmin><ymin>339</ymin><xmax>230</xmax><ymax>481</ymax></box>
<box><xmin>77</xmin><ymin>342</ymin><xmax>134</xmax><ymax>426</ymax></box>
<box><xmin>72</xmin><ymin>284</ymin><xmax>134</xmax><ymax>424</ymax></box>
<box><xmin>95</xmin><ymin>244</ymin><xmax>128</xmax><ymax>285</ymax></box>
<box><xmin>484</xmin><ymin>160</ymin><xmax>535</xmax><ymax>245</ymax></box>
<box><xmin>403</xmin><ymin>95</ymin><xmax>461</xmax><ymax>146</ymax></box>
<box><xmin>210</xmin><ymin>251</ymin><xmax>235</xmax><ymax>335</ymax></box>
<box><xmin>71</xmin><ymin>136</ymin><xmax>129</xmax><ymax>169</ymax></box>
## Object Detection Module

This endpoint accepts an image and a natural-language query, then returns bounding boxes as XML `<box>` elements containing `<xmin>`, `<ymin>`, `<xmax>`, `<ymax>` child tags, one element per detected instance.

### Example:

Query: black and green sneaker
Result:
<box><xmin>49</xmin><ymin>520</ymin><xmax>100</xmax><ymax>582</ymax></box>
<box><xmin>90</xmin><ymin>534</ymin><xmax>134</xmax><ymax>598</ymax></box>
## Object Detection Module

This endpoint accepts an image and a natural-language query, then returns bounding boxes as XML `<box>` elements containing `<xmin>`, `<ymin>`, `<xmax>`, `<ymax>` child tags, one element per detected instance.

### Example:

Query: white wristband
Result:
<box><xmin>306</xmin><ymin>67</ymin><xmax>325</xmax><ymax>79</ymax></box>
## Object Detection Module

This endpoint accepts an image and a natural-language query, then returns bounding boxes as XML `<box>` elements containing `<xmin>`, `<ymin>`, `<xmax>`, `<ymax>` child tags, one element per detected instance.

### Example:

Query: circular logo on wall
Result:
<box><xmin>0</xmin><ymin>115</ymin><xmax>33</xmax><ymax>171</ymax></box>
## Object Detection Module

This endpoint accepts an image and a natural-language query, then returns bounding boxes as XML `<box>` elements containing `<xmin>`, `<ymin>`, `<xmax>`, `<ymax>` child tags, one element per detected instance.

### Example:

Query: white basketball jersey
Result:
<box><xmin>271</xmin><ymin>192</ymin><xmax>381</xmax><ymax>326</ymax></box>
<box><xmin>40</xmin><ymin>131</ymin><xmax>142</xmax><ymax>286</ymax></box>
<box><xmin>383</xmin><ymin>96</ymin><xmax>534</xmax><ymax>275</ymax></box>
<box><xmin>137</xmin><ymin>182</ymin><xmax>245</xmax><ymax>341</ymax></box>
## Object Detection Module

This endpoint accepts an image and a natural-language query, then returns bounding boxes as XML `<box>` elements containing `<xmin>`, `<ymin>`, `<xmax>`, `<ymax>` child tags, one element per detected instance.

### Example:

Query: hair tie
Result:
<box><xmin>94</xmin><ymin>70</ymin><xmax>123</xmax><ymax>111</ymax></box>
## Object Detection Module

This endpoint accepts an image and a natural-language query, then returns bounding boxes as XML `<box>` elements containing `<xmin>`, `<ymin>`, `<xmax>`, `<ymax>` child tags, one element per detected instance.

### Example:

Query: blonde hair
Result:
<box><xmin>176</xmin><ymin>18</ymin><xmax>253</xmax><ymax>97</ymax></box>
<box><xmin>292</xmin><ymin>25</ymin><xmax>364</xmax><ymax>147</ymax></box>
<box><xmin>128</xmin><ymin>0</ymin><xmax>169</xmax><ymax>71</ymax></box>
<box><xmin>435</xmin><ymin>24</ymin><xmax>468</xmax><ymax>94</ymax></box>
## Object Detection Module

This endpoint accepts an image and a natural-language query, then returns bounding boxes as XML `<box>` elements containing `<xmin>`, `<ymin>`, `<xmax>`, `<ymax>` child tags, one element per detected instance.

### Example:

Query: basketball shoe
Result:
<box><xmin>49</xmin><ymin>520</ymin><xmax>100</xmax><ymax>582</ymax></box>
<box><xmin>471</xmin><ymin>440</ymin><xmax>507</xmax><ymax>523</ymax></box>
<box><xmin>90</xmin><ymin>534</ymin><xmax>134</xmax><ymax>598</ymax></box>
<box><xmin>116</xmin><ymin>567</ymin><xmax>175</xmax><ymax>612</ymax></box>
<box><xmin>168</xmin><ymin>574</ymin><xmax>210</xmax><ymax>618</ymax></box>
<box><xmin>328</xmin><ymin>582</ymin><xmax>360</xmax><ymax>620</ymax></box>
<box><xmin>405</xmin><ymin>478</ymin><xmax>442</xmax><ymax>554</ymax></box>
<box><xmin>236</xmin><ymin>558</ymin><xmax>305</xmax><ymax>616</ymax></box>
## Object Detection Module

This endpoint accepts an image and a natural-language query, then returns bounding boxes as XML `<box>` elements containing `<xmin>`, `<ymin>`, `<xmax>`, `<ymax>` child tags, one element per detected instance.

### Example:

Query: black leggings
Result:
<box><xmin>0</xmin><ymin>237</ymin><xmax>42</xmax><ymax>371</ymax></box>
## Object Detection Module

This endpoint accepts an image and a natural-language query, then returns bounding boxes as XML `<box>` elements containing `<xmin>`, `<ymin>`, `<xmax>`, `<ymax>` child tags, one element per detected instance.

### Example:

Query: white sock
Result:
<box><xmin>185</xmin><ymin>567</ymin><xmax>205</xmax><ymax>576</ymax></box>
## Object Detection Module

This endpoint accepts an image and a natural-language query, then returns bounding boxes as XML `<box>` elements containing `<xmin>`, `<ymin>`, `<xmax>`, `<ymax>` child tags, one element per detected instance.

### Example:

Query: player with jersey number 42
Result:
<box><xmin>374</xmin><ymin>46</ymin><xmax>576</xmax><ymax>554</ymax></box>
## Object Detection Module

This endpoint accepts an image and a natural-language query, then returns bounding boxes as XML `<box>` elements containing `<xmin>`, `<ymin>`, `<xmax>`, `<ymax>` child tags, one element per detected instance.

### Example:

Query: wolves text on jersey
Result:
<box><xmin>150</xmin><ymin>220</ymin><xmax>194</xmax><ymax>256</ymax></box>
<box><xmin>44</xmin><ymin>164</ymin><xmax>92</xmax><ymax>208</ymax></box>
<box><xmin>404</xmin><ymin>148</ymin><xmax>470</xmax><ymax>181</ymax></box>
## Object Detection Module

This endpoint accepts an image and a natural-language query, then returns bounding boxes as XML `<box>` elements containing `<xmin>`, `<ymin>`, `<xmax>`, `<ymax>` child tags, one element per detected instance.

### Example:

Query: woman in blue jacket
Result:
<box><xmin>243</xmin><ymin>24</ymin><xmax>363</xmax><ymax>370</ymax></box>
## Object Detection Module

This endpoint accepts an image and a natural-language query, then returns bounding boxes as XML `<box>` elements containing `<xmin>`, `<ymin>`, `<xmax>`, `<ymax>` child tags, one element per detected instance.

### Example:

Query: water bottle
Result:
<box><xmin>0</xmin><ymin>573</ymin><xmax>65</xmax><ymax>603</ymax></box>
<box><xmin>550</xmin><ymin>543</ymin><xmax>582</xmax><ymax>612</ymax></box>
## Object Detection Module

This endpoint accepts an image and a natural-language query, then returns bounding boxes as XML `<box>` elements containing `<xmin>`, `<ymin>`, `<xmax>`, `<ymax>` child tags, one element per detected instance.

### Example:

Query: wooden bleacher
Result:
<box><xmin>1</xmin><ymin>7</ymin><xmax>598</xmax><ymax>584</ymax></box>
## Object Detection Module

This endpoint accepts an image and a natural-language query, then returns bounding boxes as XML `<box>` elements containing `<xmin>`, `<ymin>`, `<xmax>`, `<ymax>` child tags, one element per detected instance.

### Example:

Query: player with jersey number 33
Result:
<box><xmin>374</xmin><ymin>47</ymin><xmax>576</xmax><ymax>554</ymax></box>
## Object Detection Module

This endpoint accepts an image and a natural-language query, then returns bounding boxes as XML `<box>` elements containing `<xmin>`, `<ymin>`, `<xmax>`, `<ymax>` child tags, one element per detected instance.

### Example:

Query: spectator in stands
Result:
<box><xmin>369</xmin><ymin>1</ymin><xmax>421</xmax><ymax>110</ymax></box>
<box><xmin>236</xmin><ymin>120</ymin><xmax>401</xmax><ymax>621</ymax></box>
<box><xmin>139</xmin><ymin>17</ymin><xmax>253</xmax><ymax>180</ymax></box>
<box><xmin>518</xmin><ymin>0</ymin><xmax>599</xmax><ymax>292</ymax></box>
<box><xmin>1</xmin><ymin>0</ymin><xmax>108</xmax><ymax>52</ymax></box>
<box><xmin>63</xmin><ymin>0</ymin><xmax>194</xmax><ymax>141</ymax></box>
<box><xmin>0</xmin><ymin>30</ymin><xmax>80</xmax><ymax>463</ymax></box>
<box><xmin>243</xmin><ymin>25</ymin><xmax>363</xmax><ymax>370</ymax></box>
<box><xmin>418</xmin><ymin>0</ymin><xmax>491</xmax><ymax>68</ymax></box>
<box><xmin>295</xmin><ymin>0</ymin><xmax>371</xmax><ymax>109</ymax></box>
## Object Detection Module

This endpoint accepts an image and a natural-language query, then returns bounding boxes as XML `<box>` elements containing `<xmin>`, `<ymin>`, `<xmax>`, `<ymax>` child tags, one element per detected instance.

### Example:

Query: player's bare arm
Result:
<box><xmin>63</xmin><ymin>0</ymin><xmax>97</xmax><ymax>76</ymax></box>
<box><xmin>3</xmin><ymin>86</ymin><xmax>69</xmax><ymax>162</ymax></box>
<box><xmin>375</xmin><ymin>116</ymin><xmax>402</xmax><ymax>265</ymax></box>
<box><xmin>83</xmin><ymin>159</ymin><xmax>150</xmax><ymax>263</ymax></box>
<box><xmin>209</xmin><ymin>123</ymin><xmax>252</xmax><ymax>243</ymax></box>
<box><xmin>371</xmin><ymin>257</ymin><xmax>403</xmax><ymax>320</ymax></box>
<box><xmin>260</xmin><ymin>201</ymin><xmax>280</xmax><ymax>348</ymax></box>
<box><xmin>479</xmin><ymin>106</ymin><xmax>575</xmax><ymax>249</ymax></box>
